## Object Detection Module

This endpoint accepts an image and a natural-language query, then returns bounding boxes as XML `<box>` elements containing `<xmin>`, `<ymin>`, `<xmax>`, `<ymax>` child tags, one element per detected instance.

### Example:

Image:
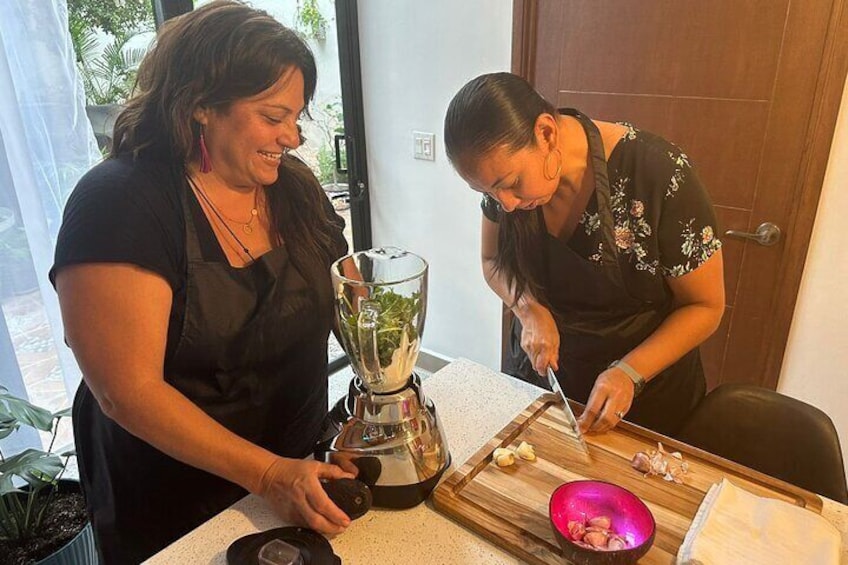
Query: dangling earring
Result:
<box><xmin>198</xmin><ymin>126</ymin><xmax>212</xmax><ymax>174</ymax></box>
<box><xmin>543</xmin><ymin>147</ymin><xmax>562</xmax><ymax>181</ymax></box>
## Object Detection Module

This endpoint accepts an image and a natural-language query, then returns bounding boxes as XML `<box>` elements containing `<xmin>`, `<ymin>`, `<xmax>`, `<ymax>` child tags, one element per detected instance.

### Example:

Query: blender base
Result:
<box><xmin>315</xmin><ymin>373</ymin><xmax>451</xmax><ymax>509</ymax></box>
<box><xmin>367</xmin><ymin>454</ymin><xmax>450</xmax><ymax>509</ymax></box>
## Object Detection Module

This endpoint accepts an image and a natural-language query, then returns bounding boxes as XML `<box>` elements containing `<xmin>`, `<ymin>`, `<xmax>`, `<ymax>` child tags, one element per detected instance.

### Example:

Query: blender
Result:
<box><xmin>315</xmin><ymin>247</ymin><xmax>451</xmax><ymax>509</ymax></box>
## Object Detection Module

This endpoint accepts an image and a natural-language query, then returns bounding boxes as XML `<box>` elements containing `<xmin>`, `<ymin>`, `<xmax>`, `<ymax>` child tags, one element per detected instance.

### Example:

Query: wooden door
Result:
<box><xmin>511</xmin><ymin>0</ymin><xmax>848</xmax><ymax>390</ymax></box>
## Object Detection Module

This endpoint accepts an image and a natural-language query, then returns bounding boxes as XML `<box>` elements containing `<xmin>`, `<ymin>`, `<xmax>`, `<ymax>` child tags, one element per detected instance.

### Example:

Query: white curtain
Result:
<box><xmin>0</xmin><ymin>1</ymin><xmax>100</xmax><ymax>451</ymax></box>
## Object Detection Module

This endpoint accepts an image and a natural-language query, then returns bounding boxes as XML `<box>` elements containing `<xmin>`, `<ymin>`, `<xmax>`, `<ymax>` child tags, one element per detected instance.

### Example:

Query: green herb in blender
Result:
<box><xmin>342</xmin><ymin>287</ymin><xmax>422</xmax><ymax>368</ymax></box>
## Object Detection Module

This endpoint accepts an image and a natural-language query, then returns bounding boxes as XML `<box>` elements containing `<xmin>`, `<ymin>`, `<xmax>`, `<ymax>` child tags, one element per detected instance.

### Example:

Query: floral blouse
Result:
<box><xmin>482</xmin><ymin>123</ymin><xmax>722</xmax><ymax>299</ymax></box>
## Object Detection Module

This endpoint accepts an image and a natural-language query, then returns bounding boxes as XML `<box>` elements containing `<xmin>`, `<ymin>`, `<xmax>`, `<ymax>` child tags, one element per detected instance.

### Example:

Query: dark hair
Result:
<box><xmin>111</xmin><ymin>1</ymin><xmax>343</xmax><ymax>286</ymax></box>
<box><xmin>444</xmin><ymin>72</ymin><xmax>557</xmax><ymax>306</ymax></box>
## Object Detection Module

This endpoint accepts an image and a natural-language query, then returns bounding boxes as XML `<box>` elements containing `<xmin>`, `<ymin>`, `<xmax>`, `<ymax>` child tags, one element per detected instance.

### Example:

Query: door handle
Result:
<box><xmin>334</xmin><ymin>134</ymin><xmax>348</xmax><ymax>175</ymax></box>
<box><xmin>724</xmin><ymin>222</ymin><xmax>781</xmax><ymax>246</ymax></box>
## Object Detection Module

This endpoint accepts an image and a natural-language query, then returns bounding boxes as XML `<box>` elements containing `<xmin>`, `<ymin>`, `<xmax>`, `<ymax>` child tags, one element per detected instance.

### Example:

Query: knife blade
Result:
<box><xmin>546</xmin><ymin>366</ymin><xmax>591</xmax><ymax>456</ymax></box>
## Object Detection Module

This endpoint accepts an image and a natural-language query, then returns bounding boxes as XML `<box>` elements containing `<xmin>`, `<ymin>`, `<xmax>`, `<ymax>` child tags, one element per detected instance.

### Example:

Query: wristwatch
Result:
<box><xmin>608</xmin><ymin>359</ymin><xmax>646</xmax><ymax>397</ymax></box>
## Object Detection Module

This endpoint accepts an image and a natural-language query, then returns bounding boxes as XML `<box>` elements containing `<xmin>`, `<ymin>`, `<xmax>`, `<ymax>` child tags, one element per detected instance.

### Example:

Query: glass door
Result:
<box><xmin>176</xmin><ymin>0</ymin><xmax>372</xmax><ymax>371</ymax></box>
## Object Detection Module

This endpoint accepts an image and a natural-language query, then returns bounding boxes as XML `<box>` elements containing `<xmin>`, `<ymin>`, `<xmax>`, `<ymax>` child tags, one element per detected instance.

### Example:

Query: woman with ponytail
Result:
<box><xmin>445</xmin><ymin>73</ymin><xmax>725</xmax><ymax>439</ymax></box>
<box><xmin>51</xmin><ymin>2</ymin><xmax>354</xmax><ymax>562</ymax></box>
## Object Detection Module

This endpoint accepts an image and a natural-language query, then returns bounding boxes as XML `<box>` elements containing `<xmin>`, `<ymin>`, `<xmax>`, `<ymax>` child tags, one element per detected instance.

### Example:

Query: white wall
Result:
<box><xmin>357</xmin><ymin>0</ymin><xmax>512</xmax><ymax>369</ymax></box>
<box><xmin>779</xmin><ymin>75</ymin><xmax>848</xmax><ymax>477</ymax></box>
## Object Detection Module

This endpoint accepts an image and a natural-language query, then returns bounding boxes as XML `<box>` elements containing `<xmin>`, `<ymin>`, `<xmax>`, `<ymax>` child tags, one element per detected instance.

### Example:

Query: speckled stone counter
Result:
<box><xmin>146</xmin><ymin>358</ymin><xmax>848</xmax><ymax>564</ymax></box>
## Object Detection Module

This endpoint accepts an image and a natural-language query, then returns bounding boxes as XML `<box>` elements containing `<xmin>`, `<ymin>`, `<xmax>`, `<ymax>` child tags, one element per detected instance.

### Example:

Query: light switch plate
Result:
<box><xmin>413</xmin><ymin>131</ymin><xmax>436</xmax><ymax>161</ymax></box>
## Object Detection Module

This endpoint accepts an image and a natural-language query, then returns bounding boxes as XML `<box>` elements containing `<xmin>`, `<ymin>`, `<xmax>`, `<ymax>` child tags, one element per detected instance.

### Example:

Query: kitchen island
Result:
<box><xmin>147</xmin><ymin>358</ymin><xmax>848</xmax><ymax>564</ymax></box>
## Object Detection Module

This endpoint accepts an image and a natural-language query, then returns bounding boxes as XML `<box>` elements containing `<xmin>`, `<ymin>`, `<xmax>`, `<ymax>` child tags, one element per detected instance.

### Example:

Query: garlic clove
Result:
<box><xmin>516</xmin><ymin>441</ymin><xmax>536</xmax><ymax>461</ymax></box>
<box><xmin>584</xmin><ymin>531</ymin><xmax>608</xmax><ymax>548</ymax></box>
<box><xmin>631</xmin><ymin>451</ymin><xmax>651</xmax><ymax>473</ymax></box>
<box><xmin>607</xmin><ymin>536</ymin><xmax>627</xmax><ymax>551</ymax></box>
<box><xmin>493</xmin><ymin>447</ymin><xmax>515</xmax><ymax>467</ymax></box>
<box><xmin>587</xmin><ymin>515</ymin><xmax>611</xmax><ymax>530</ymax></box>
<box><xmin>567</xmin><ymin>520</ymin><xmax>586</xmax><ymax>541</ymax></box>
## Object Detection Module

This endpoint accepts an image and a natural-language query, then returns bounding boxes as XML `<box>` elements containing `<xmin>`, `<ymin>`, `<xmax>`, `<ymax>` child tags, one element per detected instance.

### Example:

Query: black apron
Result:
<box><xmin>73</xmin><ymin>181</ymin><xmax>332</xmax><ymax>564</ymax></box>
<box><xmin>505</xmin><ymin>109</ymin><xmax>705</xmax><ymax>437</ymax></box>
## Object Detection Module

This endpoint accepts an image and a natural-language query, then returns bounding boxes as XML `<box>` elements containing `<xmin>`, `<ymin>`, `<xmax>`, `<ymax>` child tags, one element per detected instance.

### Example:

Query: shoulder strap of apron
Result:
<box><xmin>558</xmin><ymin>107</ymin><xmax>625</xmax><ymax>289</ymax></box>
<box><xmin>181</xmin><ymin>174</ymin><xmax>209</xmax><ymax>264</ymax></box>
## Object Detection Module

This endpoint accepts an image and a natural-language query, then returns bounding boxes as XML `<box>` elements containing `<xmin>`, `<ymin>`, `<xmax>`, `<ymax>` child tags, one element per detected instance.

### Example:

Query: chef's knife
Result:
<box><xmin>546</xmin><ymin>366</ymin><xmax>591</xmax><ymax>456</ymax></box>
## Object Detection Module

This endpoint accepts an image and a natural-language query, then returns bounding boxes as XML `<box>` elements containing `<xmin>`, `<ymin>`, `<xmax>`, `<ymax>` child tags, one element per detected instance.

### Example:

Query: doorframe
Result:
<box><xmin>151</xmin><ymin>0</ymin><xmax>192</xmax><ymax>27</ymax></box>
<box><xmin>508</xmin><ymin>0</ymin><xmax>848</xmax><ymax>383</ymax></box>
<box><xmin>335</xmin><ymin>0</ymin><xmax>373</xmax><ymax>253</ymax></box>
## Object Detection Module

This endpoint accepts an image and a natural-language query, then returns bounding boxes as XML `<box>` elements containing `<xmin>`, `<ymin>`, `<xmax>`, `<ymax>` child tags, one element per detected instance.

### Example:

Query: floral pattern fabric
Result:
<box><xmin>481</xmin><ymin>121</ymin><xmax>721</xmax><ymax>299</ymax></box>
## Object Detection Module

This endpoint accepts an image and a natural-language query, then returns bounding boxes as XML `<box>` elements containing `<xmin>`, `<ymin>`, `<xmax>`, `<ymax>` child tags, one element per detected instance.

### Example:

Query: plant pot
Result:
<box><xmin>35</xmin><ymin>521</ymin><xmax>96</xmax><ymax>565</ymax></box>
<box><xmin>85</xmin><ymin>103</ymin><xmax>124</xmax><ymax>153</ymax></box>
<box><xmin>1</xmin><ymin>479</ymin><xmax>97</xmax><ymax>565</ymax></box>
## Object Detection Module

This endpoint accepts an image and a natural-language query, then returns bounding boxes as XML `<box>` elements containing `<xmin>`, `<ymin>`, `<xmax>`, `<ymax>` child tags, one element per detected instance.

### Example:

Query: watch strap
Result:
<box><xmin>609</xmin><ymin>359</ymin><xmax>646</xmax><ymax>397</ymax></box>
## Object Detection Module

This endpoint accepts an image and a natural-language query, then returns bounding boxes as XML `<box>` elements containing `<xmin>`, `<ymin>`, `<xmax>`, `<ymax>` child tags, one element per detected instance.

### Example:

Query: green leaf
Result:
<box><xmin>0</xmin><ymin>450</ymin><xmax>64</xmax><ymax>494</ymax></box>
<box><xmin>341</xmin><ymin>288</ymin><xmax>423</xmax><ymax>368</ymax></box>
<box><xmin>0</xmin><ymin>392</ymin><xmax>54</xmax><ymax>432</ymax></box>
<box><xmin>0</xmin><ymin>414</ymin><xmax>18</xmax><ymax>438</ymax></box>
<box><xmin>53</xmin><ymin>407</ymin><xmax>72</xmax><ymax>420</ymax></box>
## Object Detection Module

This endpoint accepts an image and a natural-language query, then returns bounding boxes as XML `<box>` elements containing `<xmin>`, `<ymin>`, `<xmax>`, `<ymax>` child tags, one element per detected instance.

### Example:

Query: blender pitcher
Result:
<box><xmin>332</xmin><ymin>247</ymin><xmax>428</xmax><ymax>394</ymax></box>
<box><xmin>318</xmin><ymin>247</ymin><xmax>450</xmax><ymax>509</ymax></box>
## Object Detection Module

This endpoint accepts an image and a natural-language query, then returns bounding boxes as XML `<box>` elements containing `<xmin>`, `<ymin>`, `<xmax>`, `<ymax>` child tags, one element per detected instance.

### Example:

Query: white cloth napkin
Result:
<box><xmin>677</xmin><ymin>478</ymin><xmax>841</xmax><ymax>565</ymax></box>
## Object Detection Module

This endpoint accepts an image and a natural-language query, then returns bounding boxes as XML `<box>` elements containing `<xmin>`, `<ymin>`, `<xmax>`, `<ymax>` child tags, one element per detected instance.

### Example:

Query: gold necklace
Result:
<box><xmin>195</xmin><ymin>176</ymin><xmax>260</xmax><ymax>234</ymax></box>
<box><xmin>187</xmin><ymin>175</ymin><xmax>256</xmax><ymax>261</ymax></box>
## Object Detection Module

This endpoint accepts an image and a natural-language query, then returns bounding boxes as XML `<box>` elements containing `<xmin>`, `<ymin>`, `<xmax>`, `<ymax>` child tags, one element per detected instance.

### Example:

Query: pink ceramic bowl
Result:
<box><xmin>549</xmin><ymin>480</ymin><xmax>655</xmax><ymax>565</ymax></box>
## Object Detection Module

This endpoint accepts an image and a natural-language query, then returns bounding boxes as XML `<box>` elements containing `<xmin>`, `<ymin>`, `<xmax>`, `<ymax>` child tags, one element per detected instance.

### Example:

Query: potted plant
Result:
<box><xmin>0</xmin><ymin>386</ymin><xmax>96</xmax><ymax>565</ymax></box>
<box><xmin>68</xmin><ymin>0</ymin><xmax>153</xmax><ymax>153</ymax></box>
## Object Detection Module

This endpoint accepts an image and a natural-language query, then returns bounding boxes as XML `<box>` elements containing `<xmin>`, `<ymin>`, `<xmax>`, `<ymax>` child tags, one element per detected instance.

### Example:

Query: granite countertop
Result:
<box><xmin>146</xmin><ymin>358</ymin><xmax>848</xmax><ymax>564</ymax></box>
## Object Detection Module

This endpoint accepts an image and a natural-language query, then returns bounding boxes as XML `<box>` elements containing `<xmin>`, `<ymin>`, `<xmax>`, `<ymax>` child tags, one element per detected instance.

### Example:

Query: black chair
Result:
<box><xmin>678</xmin><ymin>383</ymin><xmax>848</xmax><ymax>503</ymax></box>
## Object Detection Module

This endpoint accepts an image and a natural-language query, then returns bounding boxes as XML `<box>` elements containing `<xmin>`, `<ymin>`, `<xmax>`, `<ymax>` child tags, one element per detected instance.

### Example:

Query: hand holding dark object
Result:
<box><xmin>321</xmin><ymin>478</ymin><xmax>372</xmax><ymax>520</ymax></box>
<box><xmin>257</xmin><ymin>458</ymin><xmax>354</xmax><ymax>535</ymax></box>
<box><xmin>578</xmin><ymin>368</ymin><xmax>635</xmax><ymax>434</ymax></box>
<box><xmin>515</xmin><ymin>302</ymin><xmax>560</xmax><ymax>376</ymax></box>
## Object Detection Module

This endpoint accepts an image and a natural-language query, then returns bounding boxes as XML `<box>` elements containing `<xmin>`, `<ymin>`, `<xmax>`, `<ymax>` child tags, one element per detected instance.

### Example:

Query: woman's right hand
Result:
<box><xmin>515</xmin><ymin>302</ymin><xmax>560</xmax><ymax>376</ymax></box>
<box><xmin>257</xmin><ymin>457</ymin><xmax>356</xmax><ymax>535</ymax></box>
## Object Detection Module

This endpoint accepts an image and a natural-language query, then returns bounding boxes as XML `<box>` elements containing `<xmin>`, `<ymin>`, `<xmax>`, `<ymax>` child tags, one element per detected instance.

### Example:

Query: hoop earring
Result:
<box><xmin>198</xmin><ymin>126</ymin><xmax>212</xmax><ymax>173</ymax></box>
<box><xmin>543</xmin><ymin>148</ymin><xmax>562</xmax><ymax>181</ymax></box>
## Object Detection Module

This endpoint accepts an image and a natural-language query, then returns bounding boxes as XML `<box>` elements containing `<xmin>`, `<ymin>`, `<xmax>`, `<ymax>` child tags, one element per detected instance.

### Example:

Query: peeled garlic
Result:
<box><xmin>493</xmin><ymin>447</ymin><xmax>515</xmax><ymax>467</ymax></box>
<box><xmin>516</xmin><ymin>441</ymin><xmax>536</xmax><ymax>461</ymax></box>
<box><xmin>587</xmin><ymin>515</ymin><xmax>611</xmax><ymax>530</ymax></box>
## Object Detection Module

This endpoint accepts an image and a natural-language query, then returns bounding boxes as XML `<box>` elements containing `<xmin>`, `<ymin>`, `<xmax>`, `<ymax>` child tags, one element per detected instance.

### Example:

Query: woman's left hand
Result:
<box><xmin>577</xmin><ymin>367</ymin><xmax>635</xmax><ymax>434</ymax></box>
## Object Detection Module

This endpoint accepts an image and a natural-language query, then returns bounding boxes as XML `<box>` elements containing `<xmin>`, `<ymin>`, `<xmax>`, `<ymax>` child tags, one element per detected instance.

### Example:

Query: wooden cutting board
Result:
<box><xmin>431</xmin><ymin>395</ymin><xmax>824</xmax><ymax>564</ymax></box>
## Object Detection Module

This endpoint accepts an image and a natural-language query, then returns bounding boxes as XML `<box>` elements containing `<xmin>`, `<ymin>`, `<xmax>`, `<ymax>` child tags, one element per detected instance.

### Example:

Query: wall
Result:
<box><xmin>779</xmin><ymin>75</ymin><xmax>848</xmax><ymax>480</ymax></box>
<box><xmin>357</xmin><ymin>0</ymin><xmax>512</xmax><ymax>369</ymax></box>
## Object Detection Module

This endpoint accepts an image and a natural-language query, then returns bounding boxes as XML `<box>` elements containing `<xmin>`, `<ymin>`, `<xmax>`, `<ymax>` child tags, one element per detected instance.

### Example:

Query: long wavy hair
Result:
<box><xmin>444</xmin><ymin>72</ymin><xmax>556</xmax><ymax>306</ymax></box>
<box><xmin>111</xmin><ymin>0</ymin><xmax>343</xmax><ymax>282</ymax></box>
